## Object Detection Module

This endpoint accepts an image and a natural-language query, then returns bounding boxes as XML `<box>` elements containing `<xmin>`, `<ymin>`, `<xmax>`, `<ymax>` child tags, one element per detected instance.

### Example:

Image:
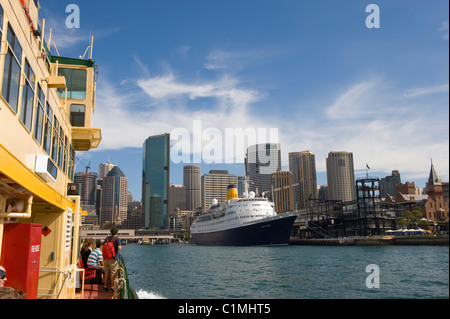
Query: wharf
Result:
<box><xmin>289</xmin><ymin>235</ymin><xmax>449</xmax><ymax>246</ymax></box>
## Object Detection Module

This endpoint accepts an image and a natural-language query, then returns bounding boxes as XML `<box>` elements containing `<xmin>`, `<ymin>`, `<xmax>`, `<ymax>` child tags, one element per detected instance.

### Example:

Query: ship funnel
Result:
<box><xmin>226</xmin><ymin>184</ymin><xmax>239</xmax><ymax>200</ymax></box>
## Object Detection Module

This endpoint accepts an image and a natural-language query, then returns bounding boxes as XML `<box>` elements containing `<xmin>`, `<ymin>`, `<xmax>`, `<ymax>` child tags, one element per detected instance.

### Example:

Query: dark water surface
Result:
<box><xmin>120</xmin><ymin>244</ymin><xmax>449</xmax><ymax>299</ymax></box>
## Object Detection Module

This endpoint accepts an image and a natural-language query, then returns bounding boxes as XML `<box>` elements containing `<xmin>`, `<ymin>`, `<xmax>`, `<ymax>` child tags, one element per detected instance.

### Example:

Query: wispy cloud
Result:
<box><xmin>93</xmin><ymin>67</ymin><xmax>266</xmax><ymax>155</ymax></box>
<box><xmin>281</xmin><ymin>78</ymin><xmax>449</xmax><ymax>180</ymax></box>
<box><xmin>403</xmin><ymin>84</ymin><xmax>449</xmax><ymax>98</ymax></box>
<box><xmin>324</xmin><ymin>80</ymin><xmax>379</xmax><ymax>120</ymax></box>
<box><xmin>439</xmin><ymin>21</ymin><xmax>449</xmax><ymax>40</ymax></box>
<box><xmin>204</xmin><ymin>48</ymin><xmax>282</xmax><ymax>72</ymax></box>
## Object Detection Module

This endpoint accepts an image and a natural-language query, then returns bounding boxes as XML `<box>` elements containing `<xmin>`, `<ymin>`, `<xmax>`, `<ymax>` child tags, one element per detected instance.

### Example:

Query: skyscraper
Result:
<box><xmin>245</xmin><ymin>143</ymin><xmax>281</xmax><ymax>195</ymax></box>
<box><xmin>271</xmin><ymin>171</ymin><xmax>295</xmax><ymax>213</ymax></box>
<box><xmin>326</xmin><ymin>151</ymin><xmax>356</xmax><ymax>202</ymax></box>
<box><xmin>289</xmin><ymin>151</ymin><xmax>317</xmax><ymax>209</ymax></box>
<box><xmin>201</xmin><ymin>170</ymin><xmax>238</xmax><ymax>209</ymax></box>
<box><xmin>183</xmin><ymin>165</ymin><xmax>201</xmax><ymax>211</ymax></box>
<box><xmin>100</xmin><ymin>166</ymin><xmax>128</xmax><ymax>226</ymax></box>
<box><xmin>74</xmin><ymin>171</ymin><xmax>98</xmax><ymax>206</ymax></box>
<box><xmin>98</xmin><ymin>161</ymin><xmax>116</xmax><ymax>180</ymax></box>
<box><xmin>168</xmin><ymin>184</ymin><xmax>186</xmax><ymax>216</ymax></box>
<box><xmin>379</xmin><ymin>170</ymin><xmax>401</xmax><ymax>199</ymax></box>
<box><xmin>142</xmin><ymin>134</ymin><xmax>170</xmax><ymax>229</ymax></box>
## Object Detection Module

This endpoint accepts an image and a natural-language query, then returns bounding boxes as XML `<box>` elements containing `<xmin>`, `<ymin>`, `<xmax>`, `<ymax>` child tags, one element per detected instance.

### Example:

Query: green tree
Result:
<box><xmin>401</xmin><ymin>208</ymin><xmax>423</xmax><ymax>228</ymax></box>
<box><xmin>419</xmin><ymin>218</ymin><xmax>429</xmax><ymax>229</ymax></box>
<box><xmin>180</xmin><ymin>232</ymin><xmax>191</xmax><ymax>242</ymax></box>
<box><xmin>396</xmin><ymin>217</ymin><xmax>407</xmax><ymax>229</ymax></box>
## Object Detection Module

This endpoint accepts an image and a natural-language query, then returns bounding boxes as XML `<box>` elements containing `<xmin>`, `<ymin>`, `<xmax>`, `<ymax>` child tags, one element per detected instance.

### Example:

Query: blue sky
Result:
<box><xmin>40</xmin><ymin>1</ymin><xmax>449</xmax><ymax>201</ymax></box>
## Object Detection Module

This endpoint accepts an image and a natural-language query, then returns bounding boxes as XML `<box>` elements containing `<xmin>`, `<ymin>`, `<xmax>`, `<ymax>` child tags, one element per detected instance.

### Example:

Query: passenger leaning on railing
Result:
<box><xmin>103</xmin><ymin>226</ymin><xmax>122</xmax><ymax>293</ymax></box>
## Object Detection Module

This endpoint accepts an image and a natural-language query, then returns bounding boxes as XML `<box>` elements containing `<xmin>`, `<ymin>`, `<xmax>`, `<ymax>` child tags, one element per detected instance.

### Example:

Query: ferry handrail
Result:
<box><xmin>115</xmin><ymin>253</ymin><xmax>138</xmax><ymax>299</ymax></box>
<box><xmin>38</xmin><ymin>267</ymin><xmax>68</xmax><ymax>299</ymax></box>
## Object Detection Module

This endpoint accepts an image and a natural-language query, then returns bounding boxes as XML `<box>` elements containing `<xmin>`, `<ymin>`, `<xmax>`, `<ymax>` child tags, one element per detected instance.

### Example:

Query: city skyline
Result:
<box><xmin>84</xmin><ymin>145</ymin><xmax>447</xmax><ymax>204</ymax></box>
<box><xmin>39</xmin><ymin>1</ymin><xmax>449</xmax><ymax>200</ymax></box>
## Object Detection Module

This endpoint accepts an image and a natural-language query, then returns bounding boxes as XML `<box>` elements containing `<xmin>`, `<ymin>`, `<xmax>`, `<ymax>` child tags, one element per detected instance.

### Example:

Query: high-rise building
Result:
<box><xmin>74</xmin><ymin>171</ymin><xmax>98</xmax><ymax>206</ymax></box>
<box><xmin>271</xmin><ymin>171</ymin><xmax>295</xmax><ymax>213</ymax></box>
<box><xmin>245</xmin><ymin>143</ymin><xmax>281</xmax><ymax>195</ymax></box>
<box><xmin>100</xmin><ymin>166</ymin><xmax>128</xmax><ymax>226</ymax></box>
<box><xmin>379</xmin><ymin>170</ymin><xmax>401</xmax><ymax>199</ymax></box>
<box><xmin>183</xmin><ymin>165</ymin><xmax>201</xmax><ymax>211</ymax></box>
<box><xmin>201</xmin><ymin>170</ymin><xmax>238</xmax><ymax>209</ymax></box>
<box><xmin>326</xmin><ymin>151</ymin><xmax>356</xmax><ymax>202</ymax></box>
<box><xmin>142</xmin><ymin>134</ymin><xmax>170</xmax><ymax>229</ymax></box>
<box><xmin>289</xmin><ymin>151</ymin><xmax>317</xmax><ymax>209</ymax></box>
<box><xmin>99</xmin><ymin>161</ymin><xmax>116</xmax><ymax>180</ymax></box>
<box><xmin>237</xmin><ymin>176</ymin><xmax>245</xmax><ymax>196</ymax></box>
<box><xmin>168</xmin><ymin>184</ymin><xmax>186</xmax><ymax>216</ymax></box>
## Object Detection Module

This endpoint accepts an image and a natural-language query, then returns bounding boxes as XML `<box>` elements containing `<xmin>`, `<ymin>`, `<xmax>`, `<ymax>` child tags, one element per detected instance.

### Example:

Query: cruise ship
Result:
<box><xmin>190</xmin><ymin>179</ymin><xmax>298</xmax><ymax>246</ymax></box>
<box><xmin>0</xmin><ymin>0</ymin><xmax>134</xmax><ymax>299</ymax></box>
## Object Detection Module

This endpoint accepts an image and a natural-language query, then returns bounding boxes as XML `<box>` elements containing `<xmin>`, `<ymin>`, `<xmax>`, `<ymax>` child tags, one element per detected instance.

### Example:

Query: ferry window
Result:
<box><xmin>70</xmin><ymin>104</ymin><xmax>86</xmax><ymax>127</ymax></box>
<box><xmin>20</xmin><ymin>59</ymin><xmax>36</xmax><ymax>132</ymax></box>
<box><xmin>57</xmin><ymin>68</ymin><xmax>87</xmax><ymax>99</ymax></box>
<box><xmin>63</xmin><ymin>135</ymin><xmax>68</xmax><ymax>173</ymax></box>
<box><xmin>43</xmin><ymin>102</ymin><xmax>53</xmax><ymax>155</ymax></box>
<box><xmin>0</xmin><ymin>5</ymin><xmax>3</xmax><ymax>35</ymax></box>
<box><xmin>51</xmin><ymin>117</ymin><xmax>60</xmax><ymax>164</ymax></box>
<box><xmin>58</xmin><ymin>126</ymin><xmax>64</xmax><ymax>169</ymax></box>
<box><xmin>6</xmin><ymin>24</ymin><xmax>22</xmax><ymax>61</ymax></box>
<box><xmin>68</xmin><ymin>145</ymin><xmax>75</xmax><ymax>180</ymax></box>
<box><xmin>33</xmin><ymin>84</ymin><xmax>45</xmax><ymax>145</ymax></box>
<box><xmin>1</xmin><ymin>24</ymin><xmax>22</xmax><ymax>113</ymax></box>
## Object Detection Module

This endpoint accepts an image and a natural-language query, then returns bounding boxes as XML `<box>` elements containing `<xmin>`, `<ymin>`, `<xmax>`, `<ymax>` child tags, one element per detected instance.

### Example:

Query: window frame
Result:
<box><xmin>1</xmin><ymin>23</ymin><xmax>23</xmax><ymax>113</ymax></box>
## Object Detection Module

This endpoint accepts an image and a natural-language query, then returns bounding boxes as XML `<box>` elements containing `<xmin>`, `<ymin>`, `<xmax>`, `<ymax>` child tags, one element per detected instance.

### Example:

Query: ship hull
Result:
<box><xmin>191</xmin><ymin>214</ymin><xmax>297</xmax><ymax>246</ymax></box>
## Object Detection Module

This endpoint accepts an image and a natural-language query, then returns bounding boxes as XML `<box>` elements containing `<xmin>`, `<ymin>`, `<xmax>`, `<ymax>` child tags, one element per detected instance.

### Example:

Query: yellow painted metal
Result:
<box><xmin>71</xmin><ymin>127</ymin><xmax>102</xmax><ymax>151</ymax></box>
<box><xmin>0</xmin><ymin>145</ymin><xmax>73</xmax><ymax>211</ymax></box>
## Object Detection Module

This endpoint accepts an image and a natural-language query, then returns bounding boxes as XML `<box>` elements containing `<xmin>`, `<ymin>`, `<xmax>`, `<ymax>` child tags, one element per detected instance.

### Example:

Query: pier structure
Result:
<box><xmin>292</xmin><ymin>176</ymin><xmax>400</xmax><ymax>238</ymax></box>
<box><xmin>80</xmin><ymin>228</ymin><xmax>181</xmax><ymax>244</ymax></box>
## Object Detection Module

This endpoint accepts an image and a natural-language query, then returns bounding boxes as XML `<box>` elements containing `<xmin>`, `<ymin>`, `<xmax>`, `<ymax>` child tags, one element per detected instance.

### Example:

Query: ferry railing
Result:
<box><xmin>115</xmin><ymin>253</ymin><xmax>138</xmax><ymax>299</ymax></box>
<box><xmin>38</xmin><ymin>267</ymin><xmax>68</xmax><ymax>299</ymax></box>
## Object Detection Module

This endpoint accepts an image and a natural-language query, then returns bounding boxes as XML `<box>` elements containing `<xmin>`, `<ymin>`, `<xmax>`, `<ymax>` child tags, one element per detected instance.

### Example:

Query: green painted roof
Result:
<box><xmin>49</xmin><ymin>55</ymin><xmax>95</xmax><ymax>67</ymax></box>
<box><xmin>36</xmin><ymin>25</ymin><xmax>95</xmax><ymax>67</ymax></box>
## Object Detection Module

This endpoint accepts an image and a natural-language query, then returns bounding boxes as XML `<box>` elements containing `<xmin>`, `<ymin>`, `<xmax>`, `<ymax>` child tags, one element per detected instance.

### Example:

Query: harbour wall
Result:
<box><xmin>289</xmin><ymin>235</ymin><xmax>449</xmax><ymax>246</ymax></box>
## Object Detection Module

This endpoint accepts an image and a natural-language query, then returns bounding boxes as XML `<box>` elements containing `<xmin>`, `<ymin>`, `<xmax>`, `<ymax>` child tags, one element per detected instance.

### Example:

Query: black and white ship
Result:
<box><xmin>190</xmin><ymin>178</ymin><xmax>297</xmax><ymax>246</ymax></box>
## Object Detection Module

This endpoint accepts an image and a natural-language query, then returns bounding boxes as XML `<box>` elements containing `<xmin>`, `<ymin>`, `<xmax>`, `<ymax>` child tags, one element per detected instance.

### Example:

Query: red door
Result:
<box><xmin>0</xmin><ymin>223</ymin><xmax>42</xmax><ymax>299</ymax></box>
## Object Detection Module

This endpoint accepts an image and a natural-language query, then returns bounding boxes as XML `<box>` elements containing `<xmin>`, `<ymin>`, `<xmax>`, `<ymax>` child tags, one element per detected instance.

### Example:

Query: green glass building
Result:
<box><xmin>142</xmin><ymin>134</ymin><xmax>170</xmax><ymax>229</ymax></box>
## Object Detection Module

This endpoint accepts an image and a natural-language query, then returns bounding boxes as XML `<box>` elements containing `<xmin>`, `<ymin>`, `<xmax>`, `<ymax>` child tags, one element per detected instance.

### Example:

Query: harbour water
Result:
<box><xmin>120</xmin><ymin>244</ymin><xmax>449</xmax><ymax>299</ymax></box>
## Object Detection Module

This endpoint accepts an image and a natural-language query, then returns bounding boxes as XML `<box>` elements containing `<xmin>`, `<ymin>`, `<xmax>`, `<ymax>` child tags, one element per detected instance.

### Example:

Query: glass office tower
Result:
<box><xmin>142</xmin><ymin>134</ymin><xmax>170</xmax><ymax>229</ymax></box>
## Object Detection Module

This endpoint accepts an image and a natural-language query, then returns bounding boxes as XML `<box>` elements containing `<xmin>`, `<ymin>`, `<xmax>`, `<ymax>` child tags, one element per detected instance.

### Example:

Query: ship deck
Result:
<box><xmin>75</xmin><ymin>283</ymin><xmax>114</xmax><ymax>299</ymax></box>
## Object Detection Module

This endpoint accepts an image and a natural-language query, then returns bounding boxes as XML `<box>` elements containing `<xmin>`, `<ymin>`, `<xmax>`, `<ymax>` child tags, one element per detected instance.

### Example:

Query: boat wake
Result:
<box><xmin>136</xmin><ymin>289</ymin><xmax>166</xmax><ymax>299</ymax></box>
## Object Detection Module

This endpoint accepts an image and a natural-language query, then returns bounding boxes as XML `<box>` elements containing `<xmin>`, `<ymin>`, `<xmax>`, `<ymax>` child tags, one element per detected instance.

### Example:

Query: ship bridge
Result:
<box><xmin>48</xmin><ymin>54</ymin><xmax>101</xmax><ymax>151</ymax></box>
